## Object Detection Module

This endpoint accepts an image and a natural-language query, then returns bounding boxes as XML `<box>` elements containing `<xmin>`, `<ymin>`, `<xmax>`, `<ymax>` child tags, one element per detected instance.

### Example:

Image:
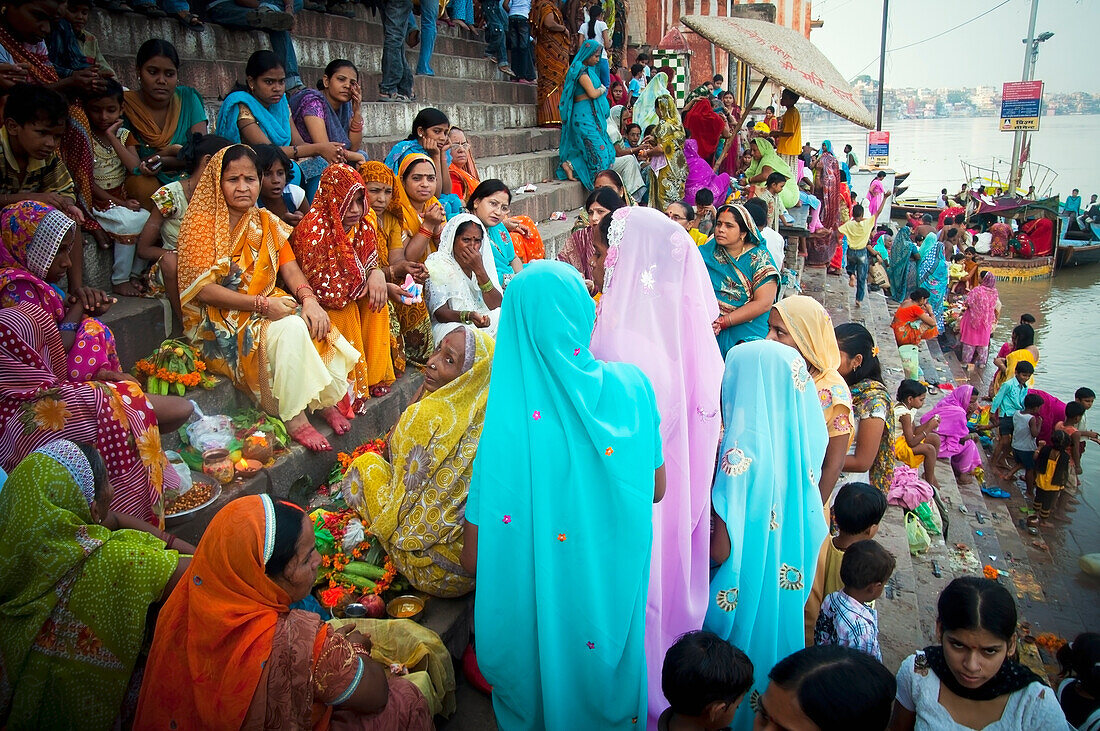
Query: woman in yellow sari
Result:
<box><xmin>343</xmin><ymin>326</ymin><xmax>493</xmax><ymax>598</ymax></box>
<box><xmin>176</xmin><ymin>145</ymin><xmax>359</xmax><ymax>452</ymax></box>
<box><xmin>293</xmin><ymin>164</ymin><xmax>395</xmax><ymax>406</ymax></box>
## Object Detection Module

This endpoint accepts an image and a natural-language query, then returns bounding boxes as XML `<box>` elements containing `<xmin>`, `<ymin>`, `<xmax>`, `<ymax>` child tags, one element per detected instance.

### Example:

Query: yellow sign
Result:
<box><xmin>1000</xmin><ymin>117</ymin><xmax>1039</xmax><ymax>131</ymax></box>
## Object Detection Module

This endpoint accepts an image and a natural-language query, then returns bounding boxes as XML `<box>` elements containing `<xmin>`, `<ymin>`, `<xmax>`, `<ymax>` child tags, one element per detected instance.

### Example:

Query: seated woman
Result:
<box><xmin>466</xmin><ymin>180</ymin><xmax>525</xmax><ymax>285</ymax></box>
<box><xmin>344</xmin><ymin>326</ymin><xmax>493</xmax><ymax>598</ymax></box>
<box><xmin>0</xmin><ymin>440</ymin><xmax>192</xmax><ymax>730</ymax></box>
<box><xmin>215</xmin><ymin>51</ymin><xmax>346</xmax><ymax>195</ymax></box>
<box><xmin>292</xmin><ymin>164</ymin><xmax>394</xmax><ymax>406</ymax></box>
<box><xmin>606</xmin><ymin>106</ymin><xmax>648</xmax><ymax>203</ymax></box>
<box><xmin>891</xmin><ymin>287</ymin><xmax>939</xmax><ymax>346</ymax></box>
<box><xmin>176</xmin><ymin>145</ymin><xmax>360</xmax><ymax>452</ymax></box>
<box><xmin>769</xmin><ymin>296</ymin><xmax>854</xmax><ymax>504</ymax></box>
<box><xmin>0</xmin><ymin>303</ymin><xmax>188</xmax><ymax>524</ymax></box>
<box><xmin>289</xmin><ymin>59</ymin><xmax>367</xmax><ymax>198</ymax></box>
<box><xmin>920</xmin><ymin>385</ymin><xmax>983</xmax><ymax>483</ymax></box>
<box><xmin>447</xmin><ymin>126</ymin><xmax>480</xmax><ymax>201</ymax></box>
<box><xmin>700</xmin><ymin>203</ymin><xmax>779</xmax><ymax>355</ymax></box>
<box><xmin>383</xmin><ymin>107</ymin><xmax>463</xmax><ymax>217</ymax></box>
<box><xmin>556</xmin><ymin>40</ymin><xmax>615</xmax><ymax>189</ymax></box>
<box><xmin>135</xmin><ymin>495</ymin><xmax>433</xmax><ymax>729</ymax></box>
<box><xmin>426</xmin><ymin>214</ymin><xmax>502</xmax><ymax>341</ymax></box>
<box><xmin>835</xmin><ymin>323</ymin><xmax>895</xmax><ymax>495</ymax></box>
<box><xmin>757</xmin><ymin>646</ymin><xmax>897</xmax><ymax>730</ymax></box>
<box><xmin>891</xmin><ymin>577</ymin><xmax>1067</xmax><ymax>729</ymax></box>
<box><xmin>557</xmin><ymin>186</ymin><xmax>625</xmax><ymax>291</ymax></box>
<box><xmin>123</xmin><ymin>39</ymin><xmax>209</xmax><ymax>208</ymax></box>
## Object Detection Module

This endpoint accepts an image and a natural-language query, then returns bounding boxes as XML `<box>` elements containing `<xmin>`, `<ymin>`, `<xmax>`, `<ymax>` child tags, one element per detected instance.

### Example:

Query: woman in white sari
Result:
<box><xmin>425</xmin><ymin>213</ymin><xmax>502</xmax><ymax>343</ymax></box>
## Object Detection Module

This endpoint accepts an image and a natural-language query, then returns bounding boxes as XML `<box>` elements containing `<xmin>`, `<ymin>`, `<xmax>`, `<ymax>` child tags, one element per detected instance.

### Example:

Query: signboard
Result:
<box><xmin>1000</xmin><ymin>80</ymin><xmax>1043</xmax><ymax>131</ymax></box>
<box><xmin>867</xmin><ymin>131</ymin><xmax>890</xmax><ymax>167</ymax></box>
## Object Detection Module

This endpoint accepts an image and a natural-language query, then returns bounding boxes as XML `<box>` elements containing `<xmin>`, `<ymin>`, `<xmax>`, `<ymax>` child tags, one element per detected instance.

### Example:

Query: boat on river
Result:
<box><xmin>1057</xmin><ymin>216</ymin><xmax>1100</xmax><ymax>267</ymax></box>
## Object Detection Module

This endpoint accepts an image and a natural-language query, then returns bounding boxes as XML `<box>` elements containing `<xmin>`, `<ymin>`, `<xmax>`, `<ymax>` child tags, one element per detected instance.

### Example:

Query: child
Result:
<box><xmin>804</xmin><ymin>481</ymin><xmax>887</xmax><ymax>644</ymax></box>
<box><xmin>756</xmin><ymin>171</ymin><xmax>790</xmax><ymax>232</ymax></box>
<box><xmin>947</xmin><ymin>253</ymin><xmax>967</xmax><ymax>291</ymax></box>
<box><xmin>505</xmin><ymin>0</ymin><xmax>535</xmax><ymax>84</ymax></box>
<box><xmin>135</xmin><ymin>134</ymin><xmax>232</xmax><ymax>326</ymax></box>
<box><xmin>61</xmin><ymin>0</ymin><xmax>115</xmax><ymax>78</ymax></box>
<box><xmin>1032</xmin><ymin>430</ymin><xmax>1070</xmax><ymax>527</ymax></box>
<box><xmin>1056</xmin><ymin>633</ymin><xmax>1100</xmax><ymax>729</ymax></box>
<box><xmin>814</xmin><ymin>539</ymin><xmax>895</xmax><ymax>661</ymax></box>
<box><xmin>659</xmin><ymin>630</ymin><xmax>753</xmax><ymax>731</ymax></box>
<box><xmin>838</xmin><ymin>203</ymin><xmax>876</xmax><ymax>306</ymax></box>
<box><xmin>694</xmin><ymin>187</ymin><xmax>716</xmax><ymax>237</ymax></box>
<box><xmin>990</xmin><ymin>360</ymin><xmax>1034</xmax><ymax>473</ymax></box>
<box><xmin>254</xmin><ymin>144</ymin><xmax>307</xmax><ymax>227</ymax></box>
<box><xmin>0</xmin><ymin>84</ymin><xmax>80</xmax><ymax>218</ymax></box>
<box><xmin>84</xmin><ymin>79</ymin><xmax>152</xmax><ymax>297</ymax></box>
<box><xmin>893</xmin><ymin>380</ymin><xmax>942</xmax><ymax>488</ymax></box>
<box><xmin>1005</xmin><ymin>391</ymin><xmax>1044</xmax><ymax>493</ymax></box>
<box><xmin>994</xmin><ymin>313</ymin><xmax>1036</xmax><ymax>360</ymax></box>
<box><xmin>628</xmin><ymin>63</ymin><xmax>645</xmax><ymax>102</ymax></box>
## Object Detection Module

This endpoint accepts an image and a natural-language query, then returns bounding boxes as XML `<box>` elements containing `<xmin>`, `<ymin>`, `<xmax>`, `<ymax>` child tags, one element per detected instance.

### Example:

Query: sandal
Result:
<box><xmin>132</xmin><ymin>2</ymin><xmax>166</xmax><ymax>17</ymax></box>
<box><xmin>980</xmin><ymin>486</ymin><xmax>1011</xmax><ymax>499</ymax></box>
<box><xmin>244</xmin><ymin>7</ymin><xmax>294</xmax><ymax>31</ymax></box>
<box><xmin>103</xmin><ymin>0</ymin><xmax>133</xmax><ymax>11</ymax></box>
<box><xmin>173</xmin><ymin>10</ymin><xmax>204</xmax><ymax>29</ymax></box>
<box><xmin>498</xmin><ymin>63</ymin><xmax>516</xmax><ymax>78</ymax></box>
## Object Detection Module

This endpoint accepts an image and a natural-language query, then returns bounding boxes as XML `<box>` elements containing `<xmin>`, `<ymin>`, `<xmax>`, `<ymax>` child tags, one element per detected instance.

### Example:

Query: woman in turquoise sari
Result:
<box><xmin>918</xmin><ymin>232</ymin><xmax>949</xmax><ymax>330</ymax></box>
<box><xmin>888</xmin><ymin>224</ymin><xmax>920</xmax><ymax>302</ymax></box>
<box><xmin>556</xmin><ymin>40</ymin><xmax>616</xmax><ymax>190</ymax></box>
<box><xmin>461</xmin><ymin>261</ymin><xmax>664</xmax><ymax>729</ymax></box>
<box><xmin>704</xmin><ymin>339</ymin><xmax>829</xmax><ymax>731</ymax></box>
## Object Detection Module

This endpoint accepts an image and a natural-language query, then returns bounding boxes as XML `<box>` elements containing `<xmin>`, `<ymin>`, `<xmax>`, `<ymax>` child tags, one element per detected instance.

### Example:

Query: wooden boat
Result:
<box><xmin>1057</xmin><ymin>218</ymin><xmax>1100</xmax><ymax>267</ymax></box>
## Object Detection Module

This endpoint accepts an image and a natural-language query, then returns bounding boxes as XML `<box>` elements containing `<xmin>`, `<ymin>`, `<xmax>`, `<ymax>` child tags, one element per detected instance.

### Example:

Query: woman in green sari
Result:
<box><xmin>0</xmin><ymin>440</ymin><xmax>191</xmax><ymax>729</ymax></box>
<box><xmin>745</xmin><ymin>137</ymin><xmax>799</xmax><ymax>211</ymax></box>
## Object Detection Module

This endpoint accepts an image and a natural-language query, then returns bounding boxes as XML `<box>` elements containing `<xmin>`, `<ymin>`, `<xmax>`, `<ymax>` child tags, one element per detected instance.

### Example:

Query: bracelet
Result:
<box><xmin>165</xmin><ymin>534</ymin><xmax>177</xmax><ymax>550</ymax></box>
<box><xmin>131</xmin><ymin>165</ymin><xmax>143</xmax><ymax>176</ymax></box>
<box><xmin>254</xmin><ymin>294</ymin><xmax>269</xmax><ymax>317</ymax></box>
<box><xmin>292</xmin><ymin>145</ymin><xmax>299</xmax><ymax>161</ymax></box>
<box><xmin>294</xmin><ymin>283</ymin><xmax>315</xmax><ymax>301</ymax></box>
<box><xmin>478</xmin><ymin>279</ymin><xmax>493</xmax><ymax>293</ymax></box>
<box><xmin>418</xmin><ymin>226</ymin><xmax>434</xmax><ymax>238</ymax></box>
<box><xmin>59</xmin><ymin>321</ymin><xmax>79</xmax><ymax>332</ymax></box>
<box><xmin>460</xmin><ymin>310</ymin><xmax>470</xmax><ymax>324</ymax></box>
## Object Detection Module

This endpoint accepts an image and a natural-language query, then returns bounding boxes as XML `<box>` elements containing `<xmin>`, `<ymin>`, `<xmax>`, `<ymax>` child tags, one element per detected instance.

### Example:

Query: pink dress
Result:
<box><xmin>866</xmin><ymin>177</ymin><xmax>886</xmax><ymax>219</ymax></box>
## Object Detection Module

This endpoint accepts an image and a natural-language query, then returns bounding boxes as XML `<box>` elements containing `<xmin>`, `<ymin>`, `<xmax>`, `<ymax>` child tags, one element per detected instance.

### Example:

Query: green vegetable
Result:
<box><xmin>332</xmin><ymin>571</ymin><xmax>376</xmax><ymax>590</ymax></box>
<box><xmin>342</xmin><ymin>561</ymin><xmax>387</xmax><ymax>580</ymax></box>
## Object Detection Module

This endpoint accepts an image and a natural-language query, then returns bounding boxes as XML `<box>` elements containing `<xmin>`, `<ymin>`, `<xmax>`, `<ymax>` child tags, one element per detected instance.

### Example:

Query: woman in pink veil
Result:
<box><xmin>590</xmin><ymin>206</ymin><xmax>725</xmax><ymax>728</ymax></box>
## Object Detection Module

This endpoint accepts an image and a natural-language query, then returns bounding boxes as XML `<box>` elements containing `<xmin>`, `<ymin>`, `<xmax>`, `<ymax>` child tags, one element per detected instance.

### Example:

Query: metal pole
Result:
<box><xmin>1009</xmin><ymin>0</ymin><xmax>1039</xmax><ymax>192</ymax></box>
<box><xmin>876</xmin><ymin>0</ymin><xmax>888</xmax><ymax>131</ymax></box>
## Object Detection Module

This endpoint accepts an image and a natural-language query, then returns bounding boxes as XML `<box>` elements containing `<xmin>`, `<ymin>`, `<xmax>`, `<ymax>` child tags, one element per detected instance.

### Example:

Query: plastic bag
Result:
<box><xmin>165</xmin><ymin>450</ymin><xmax>193</xmax><ymax>495</ymax></box>
<box><xmin>915</xmin><ymin>501</ymin><xmax>943</xmax><ymax>536</ymax></box>
<box><xmin>342</xmin><ymin>518</ymin><xmax>366</xmax><ymax>552</ymax></box>
<box><xmin>186</xmin><ymin>414</ymin><xmax>235</xmax><ymax>452</ymax></box>
<box><xmin>899</xmin><ymin>345</ymin><xmax>921</xmax><ymax>381</ymax></box>
<box><xmin>906</xmin><ymin>511</ymin><xmax>931</xmax><ymax>555</ymax></box>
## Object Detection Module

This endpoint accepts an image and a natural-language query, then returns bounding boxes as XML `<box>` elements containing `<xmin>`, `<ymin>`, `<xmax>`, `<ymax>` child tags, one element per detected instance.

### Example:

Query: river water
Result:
<box><xmin>812</xmin><ymin>115</ymin><xmax>1100</xmax><ymax>600</ymax></box>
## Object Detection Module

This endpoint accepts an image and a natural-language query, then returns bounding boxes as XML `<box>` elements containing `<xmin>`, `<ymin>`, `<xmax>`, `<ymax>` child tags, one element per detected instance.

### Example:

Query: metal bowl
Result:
<box><xmin>164</xmin><ymin>474</ymin><xmax>222</xmax><ymax>527</ymax></box>
<box><xmin>386</xmin><ymin>594</ymin><xmax>425</xmax><ymax>621</ymax></box>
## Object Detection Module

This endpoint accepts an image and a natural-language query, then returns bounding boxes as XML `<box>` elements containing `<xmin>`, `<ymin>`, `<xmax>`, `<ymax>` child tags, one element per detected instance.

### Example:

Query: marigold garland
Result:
<box><xmin>336</xmin><ymin>438</ymin><xmax>387</xmax><ymax>473</ymax></box>
<box><xmin>133</xmin><ymin>339</ymin><xmax>215</xmax><ymax>395</ymax></box>
<box><xmin>316</xmin><ymin>507</ymin><xmax>401</xmax><ymax>602</ymax></box>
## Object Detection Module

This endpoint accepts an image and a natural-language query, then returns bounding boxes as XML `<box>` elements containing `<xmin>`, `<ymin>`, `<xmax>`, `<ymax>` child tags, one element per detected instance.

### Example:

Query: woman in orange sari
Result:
<box><xmin>293</xmin><ymin>164</ymin><xmax>395</xmax><ymax>406</ymax></box>
<box><xmin>447</xmin><ymin>127</ymin><xmax>480</xmax><ymax>202</ymax></box>
<box><xmin>177</xmin><ymin>145</ymin><xmax>359</xmax><ymax>452</ymax></box>
<box><xmin>134</xmin><ymin>495</ymin><xmax>432</xmax><ymax>730</ymax></box>
<box><xmin>531</xmin><ymin>0</ymin><xmax>570</xmax><ymax>127</ymax></box>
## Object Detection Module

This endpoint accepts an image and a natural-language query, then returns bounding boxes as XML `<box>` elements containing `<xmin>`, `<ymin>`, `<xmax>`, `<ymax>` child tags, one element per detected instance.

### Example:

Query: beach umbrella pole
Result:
<box><xmin>732</xmin><ymin>75</ymin><xmax>770</xmax><ymax>137</ymax></box>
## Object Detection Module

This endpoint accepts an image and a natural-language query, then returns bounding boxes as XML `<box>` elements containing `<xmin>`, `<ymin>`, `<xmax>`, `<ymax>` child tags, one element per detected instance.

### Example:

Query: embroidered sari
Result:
<box><xmin>383</xmin><ymin>140</ymin><xmax>463</xmax><ymax>219</ymax></box>
<box><xmin>888</xmin><ymin>225</ymin><xmax>919</xmax><ymax>302</ymax></box>
<box><xmin>703</xmin><ymin>340</ymin><xmax>828</xmax><ymax>731</ymax></box>
<box><xmin>469</xmin><ymin>262</ymin><xmax>660</xmax><ymax>729</ymax></box>
<box><xmin>816</xmin><ymin>142</ymin><xmax>843</xmax><ymax>230</ymax></box>
<box><xmin>0</xmin><ymin>442</ymin><xmax>178</xmax><ymax>730</ymax></box>
<box><xmin>531</xmin><ymin>0</ymin><xmax>570</xmax><ymax>126</ymax></box>
<box><xmin>556</xmin><ymin>40</ymin><xmax>615</xmax><ymax>189</ymax></box>
<box><xmin>293</xmin><ymin>164</ymin><xmax>395</xmax><ymax>402</ymax></box>
<box><xmin>917</xmin><ymin>233</ymin><xmax>948</xmax><ymax>330</ymax></box>
<box><xmin>0</xmin><ymin>303</ymin><xmax>176</xmax><ymax>524</ymax></box>
<box><xmin>134</xmin><ymin>495</ymin><xmax>432</xmax><ymax>730</ymax></box>
<box><xmin>358</xmin><ymin>162</ymin><xmax>410</xmax><ymax>375</ymax></box>
<box><xmin>958</xmin><ymin>271</ymin><xmax>999</xmax><ymax>349</ymax></box>
<box><xmin>848</xmin><ymin>378</ymin><xmax>895</xmax><ymax>494</ymax></box>
<box><xmin>176</xmin><ymin>146</ymin><xmax>357</xmax><ymax>420</ymax></box>
<box><xmin>746</xmin><ymin>138</ymin><xmax>798</xmax><ymax>210</ymax></box>
<box><xmin>648</xmin><ymin>95</ymin><xmax>688</xmax><ymax>211</ymax></box>
<box><xmin>557</xmin><ymin>225</ymin><xmax>596</xmax><ymax>279</ymax></box>
<box><xmin>0</xmin><ymin>201</ymin><xmax>120</xmax><ymax>380</ymax></box>
<box><xmin>344</xmin><ymin>327</ymin><xmax>493</xmax><ymax>598</ymax></box>
<box><xmin>700</xmin><ymin>237</ymin><xmax>779</xmax><ymax>355</ymax></box>
<box><xmin>425</xmin><ymin>214</ymin><xmax>500</xmax><ymax>342</ymax></box>
<box><xmin>590</xmin><ymin>208</ymin><xmax>724</xmax><ymax>727</ymax></box>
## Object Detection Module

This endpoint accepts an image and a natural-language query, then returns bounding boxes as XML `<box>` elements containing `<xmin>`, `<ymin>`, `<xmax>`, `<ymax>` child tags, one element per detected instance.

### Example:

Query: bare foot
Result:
<box><xmin>286</xmin><ymin>413</ymin><xmax>332</xmax><ymax>451</ymax></box>
<box><xmin>113</xmin><ymin>281</ymin><xmax>144</xmax><ymax>297</ymax></box>
<box><xmin>561</xmin><ymin>160</ymin><xmax>577</xmax><ymax>182</ymax></box>
<box><xmin>1052</xmin><ymin>512</ymin><xmax>1073</xmax><ymax>522</ymax></box>
<box><xmin>848</xmin><ymin>274</ymin><xmax>856</xmax><ymax>287</ymax></box>
<box><xmin>319</xmin><ymin>405</ymin><xmax>351</xmax><ymax>435</ymax></box>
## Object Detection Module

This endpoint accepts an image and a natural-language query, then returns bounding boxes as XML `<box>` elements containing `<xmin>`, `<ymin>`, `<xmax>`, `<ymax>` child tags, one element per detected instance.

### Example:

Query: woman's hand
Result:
<box><xmin>504</xmin><ymin>217</ymin><xmax>531</xmax><ymax>236</ymax></box>
<box><xmin>334</xmin><ymin>623</ymin><xmax>373</xmax><ymax>655</ymax></box>
<box><xmin>454</xmin><ymin>242</ymin><xmax>486</xmax><ymax>276</ymax></box>
<box><xmin>366</xmin><ymin>268</ymin><xmax>388</xmax><ymax>312</ymax></box>
<box><xmin>470</xmin><ymin>311</ymin><xmax>491</xmax><ymax>328</ymax></box>
<box><xmin>138</xmin><ymin>155</ymin><xmax>162</xmax><ymax>177</ymax></box>
<box><xmin>387</xmin><ymin>281</ymin><xmax>415</xmax><ymax>303</ymax></box>
<box><xmin>266</xmin><ymin>296</ymin><xmax>296</xmax><ymax>322</ymax></box>
<box><xmin>319</xmin><ymin>142</ymin><xmax>347</xmax><ymax>164</ymax></box>
<box><xmin>301</xmin><ymin>297</ymin><xmax>331</xmax><ymax>339</ymax></box>
<box><xmin>94</xmin><ymin>368</ymin><xmax>139</xmax><ymax>384</ymax></box>
<box><xmin>349</xmin><ymin>80</ymin><xmax>362</xmax><ymax>107</ymax></box>
<box><xmin>422</xmin><ymin>201</ymin><xmax>446</xmax><ymax>228</ymax></box>
<box><xmin>584</xmin><ymin>278</ymin><xmax>597</xmax><ymax>296</ymax></box>
<box><xmin>68</xmin><ymin>287</ymin><xmax>116</xmax><ymax>316</ymax></box>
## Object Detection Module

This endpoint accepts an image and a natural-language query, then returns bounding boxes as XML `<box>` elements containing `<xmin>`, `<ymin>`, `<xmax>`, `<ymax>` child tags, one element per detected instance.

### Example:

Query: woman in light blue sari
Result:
<box><xmin>704</xmin><ymin>339</ymin><xmax>829</xmax><ymax>731</ymax></box>
<box><xmin>556</xmin><ymin>40</ymin><xmax>616</xmax><ymax>190</ymax></box>
<box><xmin>888</xmin><ymin>224</ymin><xmax>920</xmax><ymax>302</ymax></box>
<box><xmin>383</xmin><ymin>107</ymin><xmax>464</xmax><ymax>218</ymax></box>
<box><xmin>632</xmin><ymin>71</ymin><xmax>670</xmax><ymax>134</ymax></box>
<box><xmin>461</xmin><ymin>261</ymin><xmax>664</xmax><ymax>730</ymax></box>
<box><xmin>918</xmin><ymin>232</ymin><xmax>949</xmax><ymax>330</ymax></box>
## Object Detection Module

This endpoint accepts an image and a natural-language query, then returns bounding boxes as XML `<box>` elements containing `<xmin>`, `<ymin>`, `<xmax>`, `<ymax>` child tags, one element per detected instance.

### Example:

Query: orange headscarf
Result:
<box><xmin>292</xmin><ymin>164</ymin><xmax>378</xmax><ymax>311</ymax></box>
<box><xmin>449</xmin><ymin>138</ymin><xmax>481</xmax><ymax>202</ymax></box>
<box><xmin>133</xmin><ymin>495</ymin><xmax>291</xmax><ymax>729</ymax></box>
<box><xmin>393</xmin><ymin>152</ymin><xmax>442</xmax><ymax>236</ymax></box>
<box><xmin>357</xmin><ymin>160</ymin><xmax>399</xmax><ymax>233</ymax></box>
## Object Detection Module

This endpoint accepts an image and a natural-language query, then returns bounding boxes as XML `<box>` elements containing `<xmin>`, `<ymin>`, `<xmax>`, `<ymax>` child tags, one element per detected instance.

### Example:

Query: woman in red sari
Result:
<box><xmin>531</xmin><ymin>0</ymin><xmax>571</xmax><ymax>127</ymax></box>
<box><xmin>1019</xmin><ymin>216</ymin><xmax>1054</xmax><ymax>257</ymax></box>
<box><xmin>682</xmin><ymin>95</ymin><xmax>728</xmax><ymax>165</ymax></box>
<box><xmin>135</xmin><ymin>495</ymin><xmax>432</xmax><ymax>730</ymax></box>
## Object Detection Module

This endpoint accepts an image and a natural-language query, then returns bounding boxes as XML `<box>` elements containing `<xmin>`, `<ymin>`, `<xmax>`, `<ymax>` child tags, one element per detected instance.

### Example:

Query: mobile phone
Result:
<box><xmin>146</xmin><ymin>157</ymin><xmax>163</xmax><ymax>173</ymax></box>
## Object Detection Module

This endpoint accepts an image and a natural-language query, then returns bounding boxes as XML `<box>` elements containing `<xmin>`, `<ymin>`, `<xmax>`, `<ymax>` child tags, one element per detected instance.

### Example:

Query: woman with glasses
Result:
<box><xmin>467</xmin><ymin>180</ymin><xmax>524</xmax><ymax>286</ymax></box>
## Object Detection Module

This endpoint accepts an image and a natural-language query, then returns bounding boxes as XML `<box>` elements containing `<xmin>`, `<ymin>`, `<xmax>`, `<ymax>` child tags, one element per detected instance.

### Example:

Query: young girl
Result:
<box><xmin>135</xmin><ymin>134</ymin><xmax>232</xmax><ymax>327</ymax></box>
<box><xmin>1056</xmin><ymin>633</ymin><xmax>1100</xmax><ymax>730</ymax></box>
<box><xmin>84</xmin><ymin>79</ymin><xmax>151</xmax><ymax>297</ymax></box>
<box><xmin>894</xmin><ymin>379</ymin><xmax>942</xmax><ymax>488</ymax></box>
<box><xmin>254</xmin><ymin>144</ymin><xmax>308</xmax><ymax>227</ymax></box>
<box><xmin>1033</xmin><ymin>430</ymin><xmax>1071</xmax><ymax>527</ymax></box>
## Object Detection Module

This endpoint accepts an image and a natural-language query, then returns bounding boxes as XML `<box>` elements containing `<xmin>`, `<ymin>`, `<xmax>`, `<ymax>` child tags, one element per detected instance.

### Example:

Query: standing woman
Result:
<box><xmin>646</xmin><ymin>95</ymin><xmax>688</xmax><ymax>211</ymax></box>
<box><xmin>290</xmin><ymin>59</ymin><xmax>366</xmax><ymax>197</ymax></box>
<box><xmin>556</xmin><ymin>39</ymin><xmax>614</xmax><ymax>189</ymax></box>
<box><xmin>835</xmin><ymin>323</ymin><xmax>895</xmax><ymax>495</ymax></box>
<box><xmin>461</xmin><ymin>262</ymin><xmax>664</xmax><ymax>729</ymax></box>
<box><xmin>888</xmin><ymin>224</ymin><xmax>921</xmax><ymax>302</ymax></box>
<box><xmin>700</xmin><ymin>203</ymin><xmax>779</xmax><ymax>355</ymax></box>
<box><xmin>814</xmin><ymin>140</ymin><xmax>843</xmax><ymax>230</ymax></box>
<box><xmin>123</xmin><ymin>39</ymin><xmax>208</xmax><ymax>208</ymax></box>
<box><xmin>957</xmin><ymin>271</ymin><xmax>1001</xmax><ymax>372</ymax></box>
<box><xmin>704</xmin><ymin>339</ymin><xmax>829</xmax><ymax>731</ymax></box>
<box><xmin>577</xmin><ymin>3</ymin><xmax>610</xmax><ymax>88</ymax></box>
<box><xmin>917</xmin><ymin>229</ymin><xmax>949</xmax><ymax>331</ymax></box>
<box><xmin>768</xmin><ymin>296</ymin><xmax>854</xmax><ymax>503</ymax></box>
<box><xmin>291</xmin><ymin>164</ymin><xmax>394</xmax><ymax>405</ymax></box>
<box><xmin>590</xmin><ymin>207</ymin><xmax>724</xmax><ymax>727</ymax></box>
<box><xmin>866</xmin><ymin>170</ymin><xmax>889</xmax><ymax>219</ymax></box>
<box><xmin>531</xmin><ymin>0</ymin><xmax>570</xmax><ymax>127</ymax></box>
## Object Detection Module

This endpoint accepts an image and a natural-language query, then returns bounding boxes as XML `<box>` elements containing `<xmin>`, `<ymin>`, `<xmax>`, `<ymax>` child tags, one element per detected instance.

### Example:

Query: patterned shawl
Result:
<box><xmin>0</xmin><ymin>201</ymin><xmax>74</xmax><ymax>319</ymax></box>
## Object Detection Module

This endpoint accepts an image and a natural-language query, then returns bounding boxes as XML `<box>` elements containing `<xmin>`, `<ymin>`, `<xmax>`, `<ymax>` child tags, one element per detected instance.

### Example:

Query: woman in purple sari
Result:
<box><xmin>921</xmin><ymin>384</ymin><xmax>983</xmax><ymax>480</ymax></box>
<box><xmin>590</xmin><ymin>207</ymin><xmax>724</xmax><ymax>727</ymax></box>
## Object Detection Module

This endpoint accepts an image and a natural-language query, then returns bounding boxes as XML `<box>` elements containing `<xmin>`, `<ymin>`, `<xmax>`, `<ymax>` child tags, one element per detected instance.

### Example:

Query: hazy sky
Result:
<box><xmin>811</xmin><ymin>0</ymin><xmax>1099</xmax><ymax>94</ymax></box>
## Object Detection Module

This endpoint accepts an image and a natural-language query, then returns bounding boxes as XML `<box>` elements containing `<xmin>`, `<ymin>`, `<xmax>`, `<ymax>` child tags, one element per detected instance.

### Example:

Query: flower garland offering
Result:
<box><xmin>312</xmin><ymin>507</ymin><xmax>402</xmax><ymax>606</ymax></box>
<box><xmin>336</xmin><ymin>438</ymin><xmax>387</xmax><ymax>474</ymax></box>
<box><xmin>134</xmin><ymin>339</ymin><xmax>214</xmax><ymax>396</ymax></box>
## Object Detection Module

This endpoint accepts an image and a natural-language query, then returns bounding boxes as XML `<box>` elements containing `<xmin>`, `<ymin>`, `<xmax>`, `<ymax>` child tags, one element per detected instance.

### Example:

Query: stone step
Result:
<box><xmin>360</xmin><ymin>126</ymin><xmax>561</xmax><ymax>165</ymax></box>
<box><xmin>533</xmin><ymin>214</ymin><xmax>576</xmax><ymax>261</ymax></box>
<box><xmin>509</xmin><ymin>181</ymin><xmax>586</xmax><ymax>230</ymax></box>
<box><xmin>477</xmin><ymin>149</ymin><xmax>558</xmax><ymax>190</ymax></box>
<box><xmin>358</xmin><ymin>100</ymin><xmax>537</xmax><ymax>140</ymax></box>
